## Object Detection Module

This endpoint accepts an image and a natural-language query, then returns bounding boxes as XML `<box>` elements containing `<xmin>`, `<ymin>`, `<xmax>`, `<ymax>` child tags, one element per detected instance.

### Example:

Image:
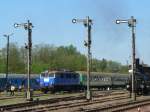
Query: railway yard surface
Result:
<box><xmin>0</xmin><ymin>90</ymin><xmax>150</xmax><ymax>112</ymax></box>
<box><xmin>127</xmin><ymin>104</ymin><xmax>150</xmax><ymax>112</ymax></box>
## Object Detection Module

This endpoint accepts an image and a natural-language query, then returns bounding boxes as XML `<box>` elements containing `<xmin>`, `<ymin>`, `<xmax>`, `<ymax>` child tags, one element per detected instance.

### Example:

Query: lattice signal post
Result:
<box><xmin>116</xmin><ymin>16</ymin><xmax>137</xmax><ymax>101</ymax></box>
<box><xmin>72</xmin><ymin>16</ymin><xmax>92</xmax><ymax>100</ymax></box>
<box><xmin>14</xmin><ymin>20</ymin><xmax>33</xmax><ymax>101</ymax></box>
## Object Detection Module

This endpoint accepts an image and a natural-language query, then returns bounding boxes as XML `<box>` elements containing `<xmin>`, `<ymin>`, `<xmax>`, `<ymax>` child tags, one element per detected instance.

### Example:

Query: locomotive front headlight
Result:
<box><xmin>44</xmin><ymin>78</ymin><xmax>50</xmax><ymax>82</ymax></box>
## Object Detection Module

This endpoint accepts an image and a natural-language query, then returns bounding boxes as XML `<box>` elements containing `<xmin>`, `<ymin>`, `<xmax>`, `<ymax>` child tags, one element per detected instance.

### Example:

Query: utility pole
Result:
<box><xmin>3</xmin><ymin>33</ymin><xmax>13</xmax><ymax>88</ymax></box>
<box><xmin>116</xmin><ymin>16</ymin><xmax>137</xmax><ymax>101</ymax></box>
<box><xmin>14</xmin><ymin>20</ymin><xmax>33</xmax><ymax>101</ymax></box>
<box><xmin>72</xmin><ymin>16</ymin><xmax>92</xmax><ymax>100</ymax></box>
<box><xmin>131</xmin><ymin>16</ymin><xmax>136</xmax><ymax>101</ymax></box>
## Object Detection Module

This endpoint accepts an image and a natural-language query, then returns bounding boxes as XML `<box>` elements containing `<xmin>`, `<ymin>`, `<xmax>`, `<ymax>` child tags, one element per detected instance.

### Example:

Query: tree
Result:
<box><xmin>0</xmin><ymin>42</ymin><xmax>128</xmax><ymax>74</ymax></box>
<box><xmin>8</xmin><ymin>43</ymin><xmax>25</xmax><ymax>73</ymax></box>
<box><xmin>100</xmin><ymin>58</ymin><xmax>107</xmax><ymax>72</ymax></box>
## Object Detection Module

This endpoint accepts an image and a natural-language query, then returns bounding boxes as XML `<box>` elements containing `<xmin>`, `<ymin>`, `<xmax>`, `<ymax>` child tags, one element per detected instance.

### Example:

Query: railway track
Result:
<box><xmin>21</xmin><ymin>94</ymin><xmax>128</xmax><ymax>112</ymax></box>
<box><xmin>0</xmin><ymin>90</ymin><xmax>125</xmax><ymax>101</ymax></box>
<box><xmin>0</xmin><ymin>91</ymin><xmax>84</xmax><ymax>100</ymax></box>
<box><xmin>78</xmin><ymin>96</ymin><xmax>150</xmax><ymax>112</ymax></box>
<box><xmin>0</xmin><ymin>90</ymin><xmax>129</xmax><ymax>112</ymax></box>
<box><xmin>0</xmin><ymin>92</ymin><xmax>48</xmax><ymax>101</ymax></box>
<box><xmin>110</xmin><ymin>98</ymin><xmax>150</xmax><ymax>112</ymax></box>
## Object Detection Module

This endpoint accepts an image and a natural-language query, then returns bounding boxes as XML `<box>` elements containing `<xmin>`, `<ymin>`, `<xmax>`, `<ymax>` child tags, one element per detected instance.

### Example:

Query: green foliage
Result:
<box><xmin>0</xmin><ymin>43</ymin><xmax>128</xmax><ymax>74</ymax></box>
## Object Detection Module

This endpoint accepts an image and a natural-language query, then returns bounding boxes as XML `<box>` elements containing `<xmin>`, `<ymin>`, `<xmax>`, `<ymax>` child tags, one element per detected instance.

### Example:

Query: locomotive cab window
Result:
<box><xmin>49</xmin><ymin>73</ymin><xmax>54</xmax><ymax>77</ymax></box>
<box><xmin>41</xmin><ymin>73</ymin><xmax>49</xmax><ymax>77</ymax></box>
<box><xmin>56</xmin><ymin>73</ymin><xmax>64</xmax><ymax>78</ymax></box>
<box><xmin>41</xmin><ymin>73</ymin><xmax>45</xmax><ymax>77</ymax></box>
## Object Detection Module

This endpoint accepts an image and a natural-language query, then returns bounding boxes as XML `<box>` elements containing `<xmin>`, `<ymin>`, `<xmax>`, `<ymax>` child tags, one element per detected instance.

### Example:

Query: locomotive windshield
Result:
<box><xmin>40</xmin><ymin>72</ymin><xmax>54</xmax><ymax>77</ymax></box>
<box><xmin>41</xmin><ymin>73</ymin><xmax>45</xmax><ymax>77</ymax></box>
<box><xmin>41</xmin><ymin>73</ymin><xmax>49</xmax><ymax>77</ymax></box>
<box><xmin>49</xmin><ymin>73</ymin><xmax>54</xmax><ymax>77</ymax></box>
<box><xmin>41</xmin><ymin>71</ymin><xmax>54</xmax><ymax>77</ymax></box>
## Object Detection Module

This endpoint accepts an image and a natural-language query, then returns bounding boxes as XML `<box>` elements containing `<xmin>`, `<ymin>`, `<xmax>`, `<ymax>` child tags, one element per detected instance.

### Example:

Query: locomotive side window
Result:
<box><xmin>65</xmin><ymin>73</ymin><xmax>69</xmax><ymax>78</ymax></box>
<box><xmin>68</xmin><ymin>73</ymin><xmax>71</xmax><ymax>78</ymax></box>
<box><xmin>60</xmin><ymin>73</ymin><xmax>64</xmax><ymax>78</ymax></box>
<box><xmin>72</xmin><ymin>73</ymin><xmax>77</xmax><ymax>79</ymax></box>
<box><xmin>70</xmin><ymin>73</ymin><xmax>74</xmax><ymax>79</ymax></box>
<box><xmin>65</xmin><ymin>73</ymin><xmax>78</xmax><ymax>79</ymax></box>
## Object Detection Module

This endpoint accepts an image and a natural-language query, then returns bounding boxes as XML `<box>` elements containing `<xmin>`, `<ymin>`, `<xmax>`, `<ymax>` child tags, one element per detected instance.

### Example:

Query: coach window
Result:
<box><xmin>103</xmin><ymin>78</ymin><xmax>105</xmax><ymax>81</ymax></box>
<box><xmin>96</xmin><ymin>76</ymin><xmax>99</xmax><ymax>80</ymax></box>
<box><xmin>105</xmin><ymin>78</ymin><xmax>108</xmax><ymax>82</ymax></box>
<box><xmin>98</xmin><ymin>77</ymin><xmax>101</xmax><ymax>80</ymax></box>
<box><xmin>95</xmin><ymin>76</ymin><xmax>98</xmax><ymax>81</ymax></box>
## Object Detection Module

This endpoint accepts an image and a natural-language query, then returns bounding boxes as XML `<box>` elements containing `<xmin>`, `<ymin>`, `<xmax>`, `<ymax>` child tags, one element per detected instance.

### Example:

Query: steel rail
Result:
<box><xmin>7</xmin><ymin>92</ymin><xmax>128</xmax><ymax>112</ymax></box>
<box><xmin>82</xmin><ymin>97</ymin><xmax>150</xmax><ymax>112</ymax></box>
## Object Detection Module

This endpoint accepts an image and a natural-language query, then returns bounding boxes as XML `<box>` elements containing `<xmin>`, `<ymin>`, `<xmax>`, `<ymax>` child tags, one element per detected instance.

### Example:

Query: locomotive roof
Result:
<box><xmin>48</xmin><ymin>70</ymin><xmax>78</xmax><ymax>74</ymax></box>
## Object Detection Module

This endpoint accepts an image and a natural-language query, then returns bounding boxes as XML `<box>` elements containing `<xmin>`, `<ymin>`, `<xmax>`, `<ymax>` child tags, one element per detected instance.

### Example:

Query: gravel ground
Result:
<box><xmin>0</xmin><ymin>91</ymin><xmax>84</xmax><ymax>106</ymax></box>
<box><xmin>125</xmin><ymin>105</ymin><xmax>150</xmax><ymax>112</ymax></box>
<box><xmin>0</xmin><ymin>90</ymin><xmax>129</xmax><ymax>111</ymax></box>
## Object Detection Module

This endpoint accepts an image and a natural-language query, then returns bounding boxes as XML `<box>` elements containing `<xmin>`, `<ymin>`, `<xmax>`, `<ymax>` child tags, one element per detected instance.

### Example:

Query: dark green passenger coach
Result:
<box><xmin>78</xmin><ymin>72</ymin><xmax>129</xmax><ymax>90</ymax></box>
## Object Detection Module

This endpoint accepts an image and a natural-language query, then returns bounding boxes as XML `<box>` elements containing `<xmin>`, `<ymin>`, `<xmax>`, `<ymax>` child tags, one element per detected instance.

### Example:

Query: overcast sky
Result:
<box><xmin>0</xmin><ymin>0</ymin><xmax>150</xmax><ymax>65</ymax></box>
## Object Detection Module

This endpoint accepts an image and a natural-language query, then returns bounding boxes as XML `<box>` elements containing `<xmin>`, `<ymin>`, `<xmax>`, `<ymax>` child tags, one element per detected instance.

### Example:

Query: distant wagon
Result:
<box><xmin>0</xmin><ymin>74</ymin><xmax>40</xmax><ymax>91</ymax></box>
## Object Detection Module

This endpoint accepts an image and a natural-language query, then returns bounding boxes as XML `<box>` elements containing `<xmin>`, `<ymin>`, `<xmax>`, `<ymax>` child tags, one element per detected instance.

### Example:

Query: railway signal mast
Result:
<box><xmin>72</xmin><ymin>16</ymin><xmax>92</xmax><ymax>100</ymax></box>
<box><xmin>3</xmin><ymin>33</ymin><xmax>13</xmax><ymax>88</ymax></box>
<box><xmin>116</xmin><ymin>16</ymin><xmax>137</xmax><ymax>101</ymax></box>
<box><xmin>14</xmin><ymin>20</ymin><xmax>33</xmax><ymax>101</ymax></box>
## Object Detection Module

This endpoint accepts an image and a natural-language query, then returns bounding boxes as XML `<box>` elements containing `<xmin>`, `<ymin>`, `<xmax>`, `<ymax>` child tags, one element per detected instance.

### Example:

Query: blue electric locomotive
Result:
<box><xmin>40</xmin><ymin>70</ymin><xmax>80</xmax><ymax>93</ymax></box>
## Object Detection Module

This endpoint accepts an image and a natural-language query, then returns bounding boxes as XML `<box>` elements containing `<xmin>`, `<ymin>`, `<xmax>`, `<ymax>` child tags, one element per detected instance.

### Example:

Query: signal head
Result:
<box><xmin>14</xmin><ymin>23</ymin><xmax>20</xmax><ymax>28</ymax></box>
<box><xmin>116</xmin><ymin>20</ymin><xmax>121</xmax><ymax>24</ymax></box>
<box><xmin>3</xmin><ymin>34</ymin><xmax>7</xmax><ymax>37</ymax></box>
<box><xmin>72</xmin><ymin>19</ymin><xmax>77</xmax><ymax>23</ymax></box>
